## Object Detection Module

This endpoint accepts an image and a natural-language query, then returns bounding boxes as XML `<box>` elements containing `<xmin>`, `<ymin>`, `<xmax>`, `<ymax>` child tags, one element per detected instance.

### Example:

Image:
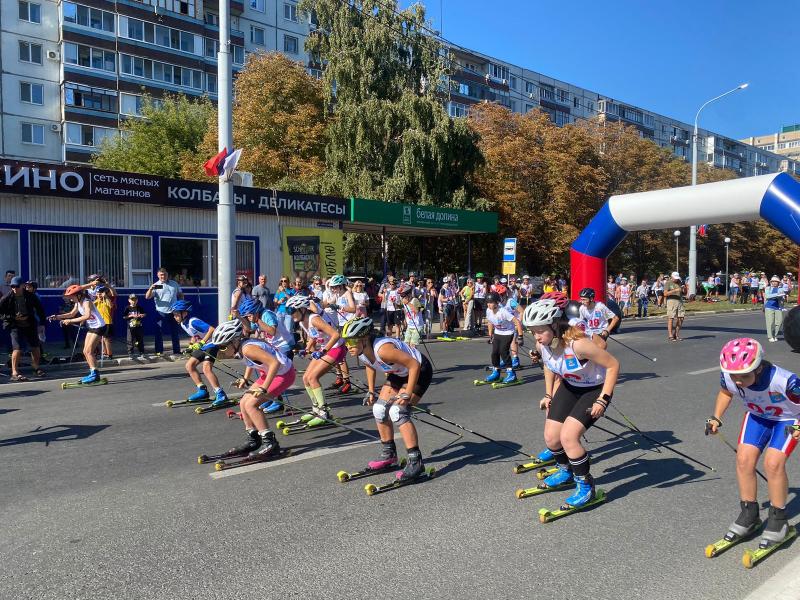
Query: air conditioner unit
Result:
<box><xmin>232</xmin><ymin>170</ymin><xmax>253</xmax><ymax>187</ymax></box>
<box><xmin>47</xmin><ymin>50</ymin><xmax>60</xmax><ymax>61</ymax></box>
<box><xmin>50</xmin><ymin>123</ymin><xmax>62</xmax><ymax>133</ymax></box>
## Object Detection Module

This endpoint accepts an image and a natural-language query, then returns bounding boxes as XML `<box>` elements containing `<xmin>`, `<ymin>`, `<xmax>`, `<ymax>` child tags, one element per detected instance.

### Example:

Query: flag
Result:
<box><xmin>222</xmin><ymin>148</ymin><xmax>243</xmax><ymax>181</ymax></box>
<box><xmin>203</xmin><ymin>147</ymin><xmax>228</xmax><ymax>177</ymax></box>
<box><xmin>698</xmin><ymin>224</ymin><xmax>708</xmax><ymax>237</ymax></box>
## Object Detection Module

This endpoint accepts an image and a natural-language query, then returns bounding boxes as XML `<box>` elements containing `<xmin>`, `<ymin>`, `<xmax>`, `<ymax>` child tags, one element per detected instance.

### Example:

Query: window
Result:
<box><xmin>20</xmin><ymin>81</ymin><xmax>44</xmax><ymax>105</ymax></box>
<box><xmin>251</xmin><ymin>25</ymin><xmax>265</xmax><ymax>45</ymax></box>
<box><xmin>0</xmin><ymin>231</ymin><xmax>21</xmax><ymax>277</ymax></box>
<box><xmin>448</xmin><ymin>101</ymin><xmax>468</xmax><ymax>118</ymax></box>
<box><xmin>19</xmin><ymin>41</ymin><xmax>43</xmax><ymax>65</ymax></box>
<box><xmin>284</xmin><ymin>2</ymin><xmax>298</xmax><ymax>22</ymax></box>
<box><xmin>458</xmin><ymin>82</ymin><xmax>470</xmax><ymax>96</ymax></box>
<box><xmin>206</xmin><ymin>74</ymin><xmax>217</xmax><ymax>94</ymax></box>
<box><xmin>587</xmin><ymin>101</ymin><xmax>594</xmax><ymax>112</ymax></box>
<box><xmin>250</xmin><ymin>0</ymin><xmax>265</xmax><ymax>11</ymax></box>
<box><xmin>508</xmin><ymin>75</ymin><xmax>517</xmax><ymax>90</ymax></box>
<box><xmin>66</xmin><ymin>122</ymin><xmax>116</xmax><ymax>147</ymax></box>
<box><xmin>129</xmin><ymin>236</ymin><xmax>152</xmax><ymax>286</ymax></box>
<box><xmin>525</xmin><ymin>81</ymin><xmax>534</xmax><ymax>94</ymax></box>
<box><xmin>63</xmin><ymin>2</ymin><xmax>114</xmax><ymax>32</ymax></box>
<box><xmin>525</xmin><ymin>104</ymin><xmax>534</xmax><ymax>113</ymax></box>
<box><xmin>204</xmin><ymin>37</ymin><xmax>218</xmax><ymax>58</ymax></box>
<box><xmin>120</xmin><ymin>53</ymin><xmax>202</xmax><ymax>90</ymax></box>
<box><xmin>120</xmin><ymin>93</ymin><xmax>143</xmax><ymax>116</ymax></box>
<box><xmin>64</xmin><ymin>42</ymin><xmax>115</xmax><ymax>72</ymax></box>
<box><xmin>556</xmin><ymin>88</ymin><xmax>569</xmax><ymax>104</ymax></box>
<box><xmin>488</xmin><ymin>63</ymin><xmax>509</xmax><ymax>81</ymax></box>
<box><xmin>160</xmin><ymin>238</ymin><xmax>212</xmax><ymax>287</ymax></box>
<box><xmin>21</xmin><ymin>122</ymin><xmax>44</xmax><ymax>145</ymax></box>
<box><xmin>284</xmin><ymin>35</ymin><xmax>298</xmax><ymax>54</ymax></box>
<box><xmin>29</xmin><ymin>232</ymin><xmax>80</xmax><ymax>289</ymax></box>
<box><xmin>65</xmin><ymin>84</ymin><xmax>118</xmax><ymax>112</ymax></box>
<box><xmin>539</xmin><ymin>84</ymin><xmax>554</xmax><ymax>102</ymax></box>
<box><xmin>83</xmin><ymin>234</ymin><xmax>126</xmax><ymax>287</ymax></box>
<box><xmin>19</xmin><ymin>1</ymin><xmax>41</xmax><ymax>23</ymax></box>
<box><xmin>233</xmin><ymin>44</ymin><xmax>245</xmax><ymax>65</ymax></box>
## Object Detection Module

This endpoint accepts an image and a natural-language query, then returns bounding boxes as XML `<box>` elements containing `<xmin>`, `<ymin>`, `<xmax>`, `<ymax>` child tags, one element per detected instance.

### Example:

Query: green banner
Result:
<box><xmin>350</xmin><ymin>198</ymin><xmax>497</xmax><ymax>233</ymax></box>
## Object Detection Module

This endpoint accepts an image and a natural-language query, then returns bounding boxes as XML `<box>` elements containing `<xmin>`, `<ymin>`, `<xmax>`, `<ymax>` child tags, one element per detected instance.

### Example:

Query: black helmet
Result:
<box><xmin>579</xmin><ymin>287</ymin><xmax>595</xmax><ymax>299</ymax></box>
<box><xmin>486</xmin><ymin>292</ymin><xmax>501</xmax><ymax>304</ymax></box>
<box><xmin>565</xmin><ymin>300</ymin><xmax>582</xmax><ymax>320</ymax></box>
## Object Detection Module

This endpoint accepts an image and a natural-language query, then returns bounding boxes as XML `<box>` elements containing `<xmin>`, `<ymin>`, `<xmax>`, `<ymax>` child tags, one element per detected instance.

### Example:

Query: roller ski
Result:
<box><xmin>742</xmin><ymin>506</ymin><xmax>797</xmax><ymax>568</ymax></box>
<box><xmin>538</xmin><ymin>476</ymin><xmax>607</xmax><ymax>522</ymax></box>
<box><xmin>491</xmin><ymin>369</ymin><xmax>522</xmax><ymax>389</ymax></box>
<box><xmin>515</xmin><ymin>466</ymin><xmax>573</xmax><ymax>499</ymax></box>
<box><xmin>705</xmin><ymin>501</ymin><xmax>762</xmax><ymax>558</ymax></box>
<box><xmin>364</xmin><ymin>450</ymin><xmax>434</xmax><ymax>496</ymax></box>
<box><xmin>194</xmin><ymin>397</ymin><xmax>239</xmax><ymax>414</ymax></box>
<box><xmin>61</xmin><ymin>370</ymin><xmax>107</xmax><ymax>389</ymax></box>
<box><xmin>276</xmin><ymin>413</ymin><xmax>315</xmax><ymax>429</ymax></box>
<box><xmin>226</xmin><ymin>410</ymin><xmax>243</xmax><ymax>420</ymax></box>
<box><xmin>475</xmin><ymin>367</ymin><xmax>501</xmax><ymax>386</ymax></box>
<box><xmin>214</xmin><ymin>431</ymin><xmax>291</xmax><ymax>471</ymax></box>
<box><xmin>337</xmin><ymin>441</ymin><xmax>406</xmax><ymax>482</ymax></box>
<box><xmin>281</xmin><ymin>404</ymin><xmax>339</xmax><ymax>435</ymax></box>
<box><xmin>513</xmin><ymin>448</ymin><xmax>556</xmax><ymax>474</ymax></box>
<box><xmin>165</xmin><ymin>386</ymin><xmax>212</xmax><ymax>407</ymax></box>
<box><xmin>198</xmin><ymin>430</ymin><xmax>261</xmax><ymax>463</ymax></box>
<box><xmin>436</xmin><ymin>335</ymin><xmax>469</xmax><ymax>342</ymax></box>
<box><xmin>326</xmin><ymin>376</ymin><xmax>344</xmax><ymax>390</ymax></box>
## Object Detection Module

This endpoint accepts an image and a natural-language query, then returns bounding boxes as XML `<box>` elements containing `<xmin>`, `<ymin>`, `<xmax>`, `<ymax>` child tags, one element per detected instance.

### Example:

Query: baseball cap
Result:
<box><xmin>236</xmin><ymin>275</ymin><xmax>248</xmax><ymax>281</ymax></box>
<box><xmin>88</xmin><ymin>273</ymin><xmax>101</xmax><ymax>281</ymax></box>
<box><xmin>771</xmin><ymin>275</ymin><xmax>780</xmax><ymax>282</ymax></box>
<box><xmin>475</xmin><ymin>272</ymin><xmax>484</xmax><ymax>278</ymax></box>
<box><xmin>129</xmin><ymin>293</ymin><xmax>138</xmax><ymax>299</ymax></box>
<box><xmin>523</xmin><ymin>275</ymin><xmax>530</xmax><ymax>279</ymax></box>
<box><xmin>671</xmin><ymin>272</ymin><xmax>680</xmax><ymax>280</ymax></box>
<box><xmin>500</xmin><ymin>277</ymin><xmax>507</xmax><ymax>283</ymax></box>
<box><xmin>10</xmin><ymin>276</ymin><xmax>23</xmax><ymax>286</ymax></box>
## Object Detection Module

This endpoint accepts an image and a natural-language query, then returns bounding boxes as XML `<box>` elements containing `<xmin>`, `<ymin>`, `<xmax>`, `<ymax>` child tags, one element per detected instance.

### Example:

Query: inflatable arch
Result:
<box><xmin>570</xmin><ymin>172</ymin><xmax>800</xmax><ymax>300</ymax></box>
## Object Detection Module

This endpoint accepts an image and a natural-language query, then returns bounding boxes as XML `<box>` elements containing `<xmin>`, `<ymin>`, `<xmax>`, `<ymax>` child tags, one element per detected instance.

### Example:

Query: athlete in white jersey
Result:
<box><xmin>483</xmin><ymin>292</ymin><xmax>523</xmax><ymax>385</ymax></box>
<box><xmin>342</xmin><ymin>317</ymin><xmax>434</xmax><ymax>483</ymax></box>
<box><xmin>326</xmin><ymin>274</ymin><xmax>356</xmax><ymax>393</ymax></box>
<box><xmin>577</xmin><ymin>287</ymin><xmax>619</xmax><ymax>350</ymax></box>
<box><xmin>49</xmin><ymin>285</ymin><xmax>107</xmax><ymax>384</ymax></box>
<box><xmin>522</xmin><ymin>293</ymin><xmax>619</xmax><ymax>509</ymax></box>
<box><xmin>707</xmin><ymin>338</ymin><xmax>800</xmax><ymax>549</ymax></box>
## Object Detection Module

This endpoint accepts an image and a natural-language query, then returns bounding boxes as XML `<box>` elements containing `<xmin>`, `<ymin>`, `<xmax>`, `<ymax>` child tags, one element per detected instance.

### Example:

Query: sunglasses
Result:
<box><xmin>344</xmin><ymin>338</ymin><xmax>362</xmax><ymax>348</ymax></box>
<box><xmin>280</xmin><ymin>279</ymin><xmax>289</xmax><ymax>282</ymax></box>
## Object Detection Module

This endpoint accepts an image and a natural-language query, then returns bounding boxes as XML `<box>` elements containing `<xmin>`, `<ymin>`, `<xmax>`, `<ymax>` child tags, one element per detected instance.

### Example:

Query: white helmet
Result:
<box><xmin>341</xmin><ymin>317</ymin><xmax>373</xmax><ymax>339</ymax></box>
<box><xmin>522</xmin><ymin>299</ymin><xmax>563</xmax><ymax>327</ymax></box>
<box><xmin>285</xmin><ymin>294</ymin><xmax>311</xmax><ymax>310</ymax></box>
<box><xmin>209</xmin><ymin>319</ymin><xmax>243</xmax><ymax>346</ymax></box>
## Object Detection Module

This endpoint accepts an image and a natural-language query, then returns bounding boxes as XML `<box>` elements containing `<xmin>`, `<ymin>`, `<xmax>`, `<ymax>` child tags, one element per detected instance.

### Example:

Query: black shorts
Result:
<box><xmin>104</xmin><ymin>323</ymin><xmax>114</xmax><ymax>338</ymax></box>
<box><xmin>386</xmin><ymin>310</ymin><xmax>403</xmax><ymax>326</ymax></box>
<box><xmin>191</xmin><ymin>346</ymin><xmax>219</xmax><ymax>362</ymax></box>
<box><xmin>10</xmin><ymin>326</ymin><xmax>39</xmax><ymax>350</ymax></box>
<box><xmin>88</xmin><ymin>325</ymin><xmax>108</xmax><ymax>336</ymax></box>
<box><xmin>473</xmin><ymin>297</ymin><xmax>485</xmax><ymax>312</ymax></box>
<box><xmin>386</xmin><ymin>355</ymin><xmax>433</xmax><ymax>398</ymax></box>
<box><xmin>547</xmin><ymin>381</ymin><xmax>603</xmax><ymax>429</ymax></box>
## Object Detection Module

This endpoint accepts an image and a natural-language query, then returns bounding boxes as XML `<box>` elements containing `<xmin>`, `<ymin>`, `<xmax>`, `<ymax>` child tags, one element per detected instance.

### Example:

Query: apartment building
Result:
<box><xmin>741</xmin><ymin>124</ymin><xmax>800</xmax><ymax>166</ymax></box>
<box><xmin>445</xmin><ymin>45</ymin><xmax>798</xmax><ymax>177</ymax></box>
<box><xmin>1</xmin><ymin>0</ymin><xmax>309</xmax><ymax>164</ymax></box>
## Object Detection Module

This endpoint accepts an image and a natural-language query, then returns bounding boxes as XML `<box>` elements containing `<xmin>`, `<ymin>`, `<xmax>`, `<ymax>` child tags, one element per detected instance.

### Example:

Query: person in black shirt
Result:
<box><xmin>123</xmin><ymin>294</ymin><xmax>146</xmax><ymax>356</ymax></box>
<box><xmin>0</xmin><ymin>276</ymin><xmax>46</xmax><ymax>380</ymax></box>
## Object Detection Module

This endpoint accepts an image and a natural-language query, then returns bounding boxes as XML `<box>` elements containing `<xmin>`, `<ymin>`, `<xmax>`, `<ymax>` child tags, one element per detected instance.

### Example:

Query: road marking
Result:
<box><xmin>209</xmin><ymin>436</ymin><xmax>394</xmax><ymax>479</ymax></box>
<box><xmin>742</xmin><ymin>544</ymin><xmax>800</xmax><ymax>599</ymax></box>
<box><xmin>687</xmin><ymin>366</ymin><xmax>719</xmax><ymax>375</ymax></box>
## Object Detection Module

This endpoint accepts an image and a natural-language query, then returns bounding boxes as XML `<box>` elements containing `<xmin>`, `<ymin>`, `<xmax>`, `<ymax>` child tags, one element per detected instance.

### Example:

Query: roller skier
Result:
<box><xmin>481</xmin><ymin>292</ymin><xmax>523</xmax><ymax>386</ymax></box>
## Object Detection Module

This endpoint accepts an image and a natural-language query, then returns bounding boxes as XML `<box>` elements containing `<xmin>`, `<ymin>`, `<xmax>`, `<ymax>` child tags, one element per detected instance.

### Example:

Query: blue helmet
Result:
<box><xmin>237</xmin><ymin>296</ymin><xmax>260</xmax><ymax>317</ymax></box>
<box><xmin>172</xmin><ymin>300</ymin><xmax>192</xmax><ymax>313</ymax></box>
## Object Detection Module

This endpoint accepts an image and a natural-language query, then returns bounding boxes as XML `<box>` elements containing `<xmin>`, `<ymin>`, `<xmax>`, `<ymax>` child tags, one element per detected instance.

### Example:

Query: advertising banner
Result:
<box><xmin>283</xmin><ymin>227</ymin><xmax>343</xmax><ymax>282</ymax></box>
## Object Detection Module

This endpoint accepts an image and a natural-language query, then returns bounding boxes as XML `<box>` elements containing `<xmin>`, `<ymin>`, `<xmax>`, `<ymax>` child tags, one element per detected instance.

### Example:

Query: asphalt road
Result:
<box><xmin>2</xmin><ymin>310</ymin><xmax>799</xmax><ymax>600</ymax></box>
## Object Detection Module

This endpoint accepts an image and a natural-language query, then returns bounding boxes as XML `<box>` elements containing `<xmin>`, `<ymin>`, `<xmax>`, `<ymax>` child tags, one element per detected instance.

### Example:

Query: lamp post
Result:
<box><xmin>724</xmin><ymin>237</ymin><xmax>731</xmax><ymax>299</ymax></box>
<box><xmin>689</xmin><ymin>83</ymin><xmax>749</xmax><ymax>300</ymax></box>
<box><xmin>674</xmin><ymin>230</ymin><xmax>681</xmax><ymax>274</ymax></box>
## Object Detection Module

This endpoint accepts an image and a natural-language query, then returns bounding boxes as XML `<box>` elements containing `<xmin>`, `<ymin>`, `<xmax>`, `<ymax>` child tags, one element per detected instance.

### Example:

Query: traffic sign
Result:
<box><xmin>503</xmin><ymin>238</ymin><xmax>517</xmax><ymax>262</ymax></box>
<box><xmin>502</xmin><ymin>261</ymin><xmax>516</xmax><ymax>275</ymax></box>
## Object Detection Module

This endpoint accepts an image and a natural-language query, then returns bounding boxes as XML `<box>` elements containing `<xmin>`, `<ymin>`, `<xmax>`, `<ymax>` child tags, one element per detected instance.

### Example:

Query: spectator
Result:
<box><xmin>94</xmin><ymin>287</ymin><xmax>116</xmax><ymax>359</ymax></box>
<box><xmin>230</xmin><ymin>275</ymin><xmax>252</xmax><ymax>316</ymax></box>
<box><xmin>1</xmin><ymin>270</ymin><xmax>15</xmax><ymax>297</ymax></box>
<box><xmin>273</xmin><ymin>276</ymin><xmax>294</xmax><ymax>336</ymax></box>
<box><xmin>606</xmin><ymin>275</ymin><xmax>617</xmax><ymax>301</ymax></box>
<box><xmin>0</xmin><ymin>276</ymin><xmax>46</xmax><ymax>380</ymax></box>
<box><xmin>145</xmin><ymin>268</ymin><xmax>183</xmax><ymax>356</ymax></box>
<box><xmin>764</xmin><ymin>275</ymin><xmax>786</xmax><ymax>342</ymax></box>
<box><xmin>23</xmin><ymin>281</ymin><xmax>46</xmax><ymax>346</ymax></box>
<box><xmin>352</xmin><ymin>279</ymin><xmax>369</xmax><ymax>317</ymax></box>
<box><xmin>460</xmin><ymin>277</ymin><xmax>475</xmax><ymax>333</ymax></box>
<box><xmin>384</xmin><ymin>277</ymin><xmax>402</xmax><ymax>339</ymax></box>
<box><xmin>310</xmin><ymin>275</ymin><xmax>325</xmax><ymax>301</ymax></box>
<box><xmin>729</xmin><ymin>273</ymin><xmax>740</xmax><ymax>304</ymax></box>
<box><xmin>124</xmin><ymin>294</ymin><xmax>146</xmax><ymax>356</ymax></box>
<box><xmin>664</xmin><ymin>271</ymin><xmax>685</xmax><ymax>342</ymax></box>
<box><xmin>653</xmin><ymin>274</ymin><xmax>665</xmax><ymax>307</ymax></box>
<box><xmin>251</xmin><ymin>274</ymin><xmax>272</xmax><ymax>311</ymax></box>
<box><xmin>636</xmin><ymin>278</ymin><xmax>650</xmax><ymax>318</ymax></box>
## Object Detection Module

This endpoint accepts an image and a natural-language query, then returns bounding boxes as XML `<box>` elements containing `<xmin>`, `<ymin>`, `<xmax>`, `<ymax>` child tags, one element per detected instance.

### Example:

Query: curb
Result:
<box><xmin>623</xmin><ymin>306</ymin><xmax>763</xmax><ymax>322</ymax></box>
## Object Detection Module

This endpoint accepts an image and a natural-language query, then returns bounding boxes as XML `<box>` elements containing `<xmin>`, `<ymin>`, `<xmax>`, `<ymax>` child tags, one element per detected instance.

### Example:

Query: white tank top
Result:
<box><xmin>485</xmin><ymin>306</ymin><xmax>516</xmax><ymax>335</ymax></box>
<box><xmin>722</xmin><ymin>365</ymin><xmax>800</xmax><ymax>420</ymax></box>
<box><xmin>241</xmin><ymin>339</ymin><xmax>292</xmax><ymax>376</ymax></box>
<box><xmin>540</xmin><ymin>341</ymin><xmax>606</xmax><ymax>387</ymax></box>
<box><xmin>78</xmin><ymin>299</ymin><xmax>105</xmax><ymax>329</ymax></box>
<box><xmin>619</xmin><ymin>285</ymin><xmax>631</xmax><ymax>301</ymax></box>
<box><xmin>307</xmin><ymin>312</ymin><xmax>344</xmax><ymax>348</ymax></box>
<box><xmin>336</xmin><ymin>293</ymin><xmax>355</xmax><ymax>326</ymax></box>
<box><xmin>358</xmin><ymin>337</ymin><xmax>421</xmax><ymax>377</ymax></box>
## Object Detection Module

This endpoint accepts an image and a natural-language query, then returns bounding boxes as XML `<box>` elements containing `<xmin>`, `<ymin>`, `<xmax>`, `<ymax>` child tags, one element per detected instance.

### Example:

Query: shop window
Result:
<box><xmin>83</xmin><ymin>233</ymin><xmax>126</xmax><ymax>287</ymax></box>
<box><xmin>160</xmin><ymin>237</ymin><xmax>211</xmax><ymax>287</ymax></box>
<box><xmin>0</xmin><ymin>231</ymin><xmax>21</xmax><ymax>277</ymax></box>
<box><xmin>211</xmin><ymin>239</ymin><xmax>256</xmax><ymax>286</ymax></box>
<box><xmin>130</xmin><ymin>235</ymin><xmax>153</xmax><ymax>286</ymax></box>
<box><xmin>29</xmin><ymin>231</ymin><xmax>81</xmax><ymax>289</ymax></box>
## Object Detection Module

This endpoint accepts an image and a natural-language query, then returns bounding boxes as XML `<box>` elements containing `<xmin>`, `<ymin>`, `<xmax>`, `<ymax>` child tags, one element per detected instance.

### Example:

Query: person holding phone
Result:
<box><xmin>145</xmin><ymin>268</ymin><xmax>183</xmax><ymax>356</ymax></box>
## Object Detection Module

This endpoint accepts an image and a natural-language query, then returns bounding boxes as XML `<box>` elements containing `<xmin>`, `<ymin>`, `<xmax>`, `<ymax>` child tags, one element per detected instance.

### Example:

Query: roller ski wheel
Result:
<box><xmin>538</xmin><ymin>489</ymin><xmax>607</xmax><ymax>522</ymax></box>
<box><xmin>276</xmin><ymin>414</ymin><xmax>314</xmax><ymax>429</ymax></box>
<box><xmin>337</xmin><ymin>458</ymin><xmax>407</xmax><ymax>483</ymax></box>
<box><xmin>281</xmin><ymin>418</ymin><xmax>341</xmax><ymax>435</ymax></box>
<box><xmin>194</xmin><ymin>399</ymin><xmax>238</xmax><ymax>415</ymax></box>
<box><xmin>363</xmin><ymin>466</ymin><xmax>435</xmax><ymax>496</ymax></box>
<box><xmin>491</xmin><ymin>379</ymin><xmax>522</xmax><ymax>389</ymax></box>
<box><xmin>742</xmin><ymin>527</ymin><xmax>797</xmax><ymax>568</ymax></box>
<box><xmin>61</xmin><ymin>377</ymin><xmax>108</xmax><ymax>389</ymax></box>
<box><xmin>512</xmin><ymin>457</ymin><xmax>556</xmax><ymax>475</ymax></box>
<box><xmin>214</xmin><ymin>448</ymin><xmax>292</xmax><ymax>471</ymax></box>
<box><xmin>515</xmin><ymin>480</ymin><xmax>572</xmax><ymax>500</ymax></box>
<box><xmin>473</xmin><ymin>379</ymin><xmax>492</xmax><ymax>386</ymax></box>
<box><xmin>165</xmin><ymin>400</ymin><xmax>175</xmax><ymax>408</ymax></box>
<box><xmin>226</xmin><ymin>410</ymin><xmax>243</xmax><ymax>420</ymax></box>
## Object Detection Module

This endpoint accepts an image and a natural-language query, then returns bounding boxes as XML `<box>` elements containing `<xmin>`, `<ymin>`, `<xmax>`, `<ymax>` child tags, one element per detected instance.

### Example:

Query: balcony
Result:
<box><xmin>231</xmin><ymin>0</ymin><xmax>244</xmax><ymax>14</ymax></box>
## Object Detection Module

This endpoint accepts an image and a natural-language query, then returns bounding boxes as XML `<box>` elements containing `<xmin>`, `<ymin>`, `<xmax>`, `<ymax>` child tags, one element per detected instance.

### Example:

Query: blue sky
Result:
<box><xmin>400</xmin><ymin>0</ymin><xmax>796</xmax><ymax>139</ymax></box>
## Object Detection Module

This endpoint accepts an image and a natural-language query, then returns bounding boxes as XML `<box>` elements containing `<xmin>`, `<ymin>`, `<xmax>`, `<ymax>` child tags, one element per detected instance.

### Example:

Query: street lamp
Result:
<box><xmin>689</xmin><ymin>83</ymin><xmax>749</xmax><ymax>299</ymax></box>
<box><xmin>724</xmin><ymin>236</ymin><xmax>731</xmax><ymax>300</ymax></box>
<box><xmin>674</xmin><ymin>230</ymin><xmax>681</xmax><ymax>274</ymax></box>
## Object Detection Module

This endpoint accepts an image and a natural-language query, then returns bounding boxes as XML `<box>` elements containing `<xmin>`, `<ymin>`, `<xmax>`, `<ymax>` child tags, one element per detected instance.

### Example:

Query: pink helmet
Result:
<box><xmin>719</xmin><ymin>338</ymin><xmax>763</xmax><ymax>374</ymax></box>
<box><xmin>540</xmin><ymin>291</ymin><xmax>569</xmax><ymax>309</ymax></box>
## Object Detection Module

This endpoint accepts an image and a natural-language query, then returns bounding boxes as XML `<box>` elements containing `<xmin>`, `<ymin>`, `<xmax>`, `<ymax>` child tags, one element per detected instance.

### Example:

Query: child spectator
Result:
<box><xmin>403</xmin><ymin>297</ymin><xmax>425</xmax><ymax>348</ymax></box>
<box><xmin>124</xmin><ymin>294</ymin><xmax>146</xmax><ymax>356</ymax></box>
<box><xmin>94</xmin><ymin>287</ymin><xmax>115</xmax><ymax>359</ymax></box>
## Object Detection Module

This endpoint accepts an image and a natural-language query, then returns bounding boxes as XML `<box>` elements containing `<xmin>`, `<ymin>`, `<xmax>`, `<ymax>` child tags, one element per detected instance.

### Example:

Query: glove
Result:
<box><xmin>298</xmin><ymin>349</ymin><xmax>308</xmax><ymax>358</ymax></box>
<box><xmin>311</xmin><ymin>348</ymin><xmax>327</xmax><ymax>360</ymax></box>
<box><xmin>363</xmin><ymin>391</ymin><xmax>376</xmax><ymax>406</ymax></box>
<box><xmin>189</xmin><ymin>342</ymin><xmax>202</xmax><ymax>351</ymax></box>
<box><xmin>487</xmin><ymin>337</ymin><xmax>493</xmax><ymax>344</ymax></box>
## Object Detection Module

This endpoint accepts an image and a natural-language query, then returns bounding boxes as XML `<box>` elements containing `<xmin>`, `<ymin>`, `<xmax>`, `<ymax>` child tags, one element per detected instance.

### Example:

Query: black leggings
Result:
<box><xmin>491</xmin><ymin>334</ymin><xmax>513</xmax><ymax>367</ymax></box>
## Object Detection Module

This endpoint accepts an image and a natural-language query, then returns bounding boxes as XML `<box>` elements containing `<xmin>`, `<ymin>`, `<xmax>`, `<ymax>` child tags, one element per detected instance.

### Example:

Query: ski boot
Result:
<box><xmin>339</xmin><ymin>379</ymin><xmax>352</xmax><ymax>394</ymax></box>
<box><xmin>725</xmin><ymin>500</ymin><xmax>761</xmax><ymax>542</ymax></box>
<box><xmin>485</xmin><ymin>368</ymin><xmax>501</xmax><ymax>383</ymax></box>
<box><xmin>261</xmin><ymin>399</ymin><xmax>284</xmax><ymax>414</ymax></box>
<box><xmin>501</xmin><ymin>368</ymin><xmax>517</xmax><ymax>384</ymax></box>
<box><xmin>395</xmin><ymin>449</ymin><xmax>424</xmax><ymax>483</ymax></box>
<box><xmin>306</xmin><ymin>404</ymin><xmax>332</xmax><ymax>427</ymax></box>
<box><xmin>80</xmin><ymin>370</ymin><xmax>100</xmax><ymax>385</ymax></box>
<box><xmin>248</xmin><ymin>430</ymin><xmax>281</xmax><ymax>459</ymax></box>
<box><xmin>564</xmin><ymin>474</ymin><xmax>595</xmax><ymax>507</ymax></box>
<box><xmin>210</xmin><ymin>388</ymin><xmax>228</xmax><ymax>408</ymax></box>
<box><xmin>542</xmin><ymin>466</ymin><xmax>573</xmax><ymax>488</ymax></box>
<box><xmin>537</xmin><ymin>448</ymin><xmax>554</xmax><ymax>462</ymax></box>
<box><xmin>760</xmin><ymin>505</ymin><xmax>790</xmax><ymax>549</ymax></box>
<box><xmin>327</xmin><ymin>376</ymin><xmax>344</xmax><ymax>390</ymax></box>
<box><xmin>499</xmin><ymin>358</ymin><xmax>506</xmax><ymax>368</ymax></box>
<box><xmin>368</xmin><ymin>441</ymin><xmax>399</xmax><ymax>471</ymax></box>
<box><xmin>187</xmin><ymin>386</ymin><xmax>210</xmax><ymax>402</ymax></box>
<box><xmin>233</xmin><ymin>430</ymin><xmax>262</xmax><ymax>455</ymax></box>
<box><xmin>511</xmin><ymin>355</ymin><xmax>520</xmax><ymax>369</ymax></box>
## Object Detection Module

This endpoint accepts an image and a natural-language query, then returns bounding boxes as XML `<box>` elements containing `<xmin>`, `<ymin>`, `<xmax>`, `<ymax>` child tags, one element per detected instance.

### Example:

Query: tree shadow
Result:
<box><xmin>0</xmin><ymin>424</ymin><xmax>110</xmax><ymax>447</ymax></box>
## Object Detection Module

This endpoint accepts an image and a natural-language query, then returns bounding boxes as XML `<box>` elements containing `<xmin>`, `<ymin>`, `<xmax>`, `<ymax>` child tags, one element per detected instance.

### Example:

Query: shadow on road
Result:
<box><xmin>597</xmin><ymin>455</ymin><xmax>705</xmax><ymax>500</ymax></box>
<box><xmin>0</xmin><ymin>408</ymin><xmax>20</xmax><ymax>415</ymax></box>
<box><xmin>0</xmin><ymin>423</ymin><xmax>110</xmax><ymax>447</ymax></box>
<box><xmin>0</xmin><ymin>389</ymin><xmax>48</xmax><ymax>399</ymax></box>
<box><xmin>425</xmin><ymin>439</ymin><xmax>521</xmax><ymax>475</ymax></box>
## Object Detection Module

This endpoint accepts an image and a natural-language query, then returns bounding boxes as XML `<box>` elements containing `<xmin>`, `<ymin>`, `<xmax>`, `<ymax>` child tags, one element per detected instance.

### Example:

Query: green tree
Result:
<box><xmin>93</xmin><ymin>94</ymin><xmax>213</xmax><ymax>178</ymax></box>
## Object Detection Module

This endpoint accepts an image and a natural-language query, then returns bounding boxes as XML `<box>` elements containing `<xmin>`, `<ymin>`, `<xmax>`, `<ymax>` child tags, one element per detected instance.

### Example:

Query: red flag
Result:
<box><xmin>203</xmin><ymin>148</ymin><xmax>228</xmax><ymax>177</ymax></box>
<box><xmin>698</xmin><ymin>224</ymin><xmax>708</xmax><ymax>237</ymax></box>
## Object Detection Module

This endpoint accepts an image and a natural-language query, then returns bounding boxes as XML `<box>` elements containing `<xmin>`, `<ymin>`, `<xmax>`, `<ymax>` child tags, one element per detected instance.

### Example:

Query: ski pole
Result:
<box><xmin>601</xmin><ymin>413</ymin><xmax>716</xmax><ymax>472</ymax></box>
<box><xmin>411</xmin><ymin>405</ymin><xmax>534</xmax><ymax>460</ymax></box>
<box><xmin>592</xmin><ymin>423</ymin><xmax>641</xmax><ymax>450</ymax></box>
<box><xmin>68</xmin><ymin>321</ymin><xmax>83</xmax><ymax>364</ymax></box>
<box><xmin>706</xmin><ymin>421</ymin><xmax>767</xmax><ymax>483</ymax></box>
<box><xmin>608</xmin><ymin>403</ymin><xmax>659</xmax><ymax>453</ymax></box>
<box><xmin>608</xmin><ymin>336</ymin><xmax>658</xmax><ymax>363</ymax></box>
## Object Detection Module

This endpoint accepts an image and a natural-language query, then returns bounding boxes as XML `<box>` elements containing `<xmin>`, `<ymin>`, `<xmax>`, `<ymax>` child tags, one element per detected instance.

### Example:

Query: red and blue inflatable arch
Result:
<box><xmin>570</xmin><ymin>172</ymin><xmax>800</xmax><ymax>300</ymax></box>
